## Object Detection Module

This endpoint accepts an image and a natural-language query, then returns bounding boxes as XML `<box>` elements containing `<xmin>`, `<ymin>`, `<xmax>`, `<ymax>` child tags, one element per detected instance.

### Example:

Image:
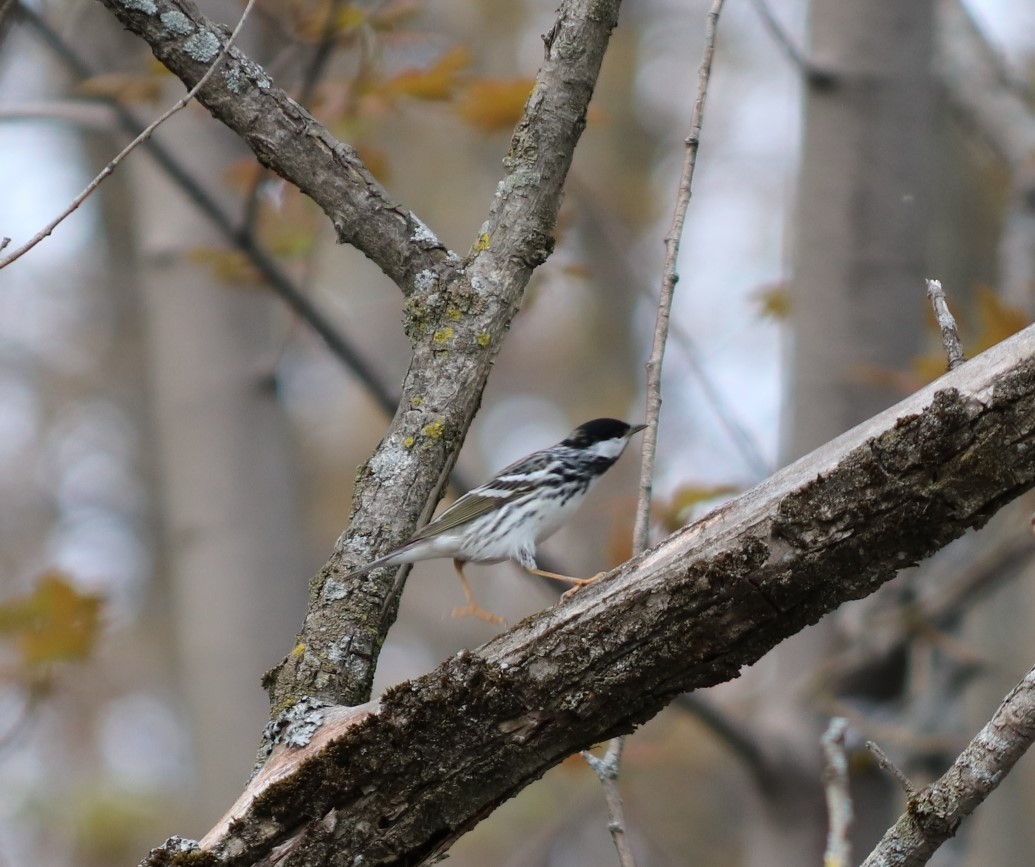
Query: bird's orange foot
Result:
<box><xmin>451</xmin><ymin>603</ymin><xmax>506</xmax><ymax>625</ymax></box>
<box><xmin>561</xmin><ymin>571</ymin><xmax>606</xmax><ymax>600</ymax></box>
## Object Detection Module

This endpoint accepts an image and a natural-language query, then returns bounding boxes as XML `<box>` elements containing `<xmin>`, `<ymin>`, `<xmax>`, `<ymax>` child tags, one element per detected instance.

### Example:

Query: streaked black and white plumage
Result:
<box><xmin>347</xmin><ymin>418</ymin><xmax>645</xmax><ymax>622</ymax></box>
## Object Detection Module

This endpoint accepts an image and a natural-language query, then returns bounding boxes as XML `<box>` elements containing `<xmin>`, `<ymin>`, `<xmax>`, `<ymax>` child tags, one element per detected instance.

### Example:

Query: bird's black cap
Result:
<box><xmin>563</xmin><ymin>418</ymin><xmax>645</xmax><ymax>447</ymax></box>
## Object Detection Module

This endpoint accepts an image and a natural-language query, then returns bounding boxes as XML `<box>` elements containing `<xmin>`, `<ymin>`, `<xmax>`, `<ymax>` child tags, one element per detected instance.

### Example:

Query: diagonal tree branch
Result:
<box><xmin>142</xmin><ymin>325</ymin><xmax>1035</xmax><ymax>867</ymax></box>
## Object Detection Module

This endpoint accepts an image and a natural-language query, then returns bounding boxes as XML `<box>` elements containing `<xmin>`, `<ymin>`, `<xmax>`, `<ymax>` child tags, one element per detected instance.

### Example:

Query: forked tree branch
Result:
<box><xmin>92</xmin><ymin>0</ymin><xmax>627</xmax><ymax>714</ymax></box>
<box><xmin>140</xmin><ymin>327</ymin><xmax>1035</xmax><ymax>866</ymax></box>
<box><xmin>863</xmin><ymin>659</ymin><xmax>1035</xmax><ymax>866</ymax></box>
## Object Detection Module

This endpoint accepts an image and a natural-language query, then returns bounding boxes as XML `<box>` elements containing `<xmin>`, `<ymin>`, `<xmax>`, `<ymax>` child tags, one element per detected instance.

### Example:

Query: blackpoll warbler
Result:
<box><xmin>347</xmin><ymin>418</ymin><xmax>645</xmax><ymax>623</ymax></box>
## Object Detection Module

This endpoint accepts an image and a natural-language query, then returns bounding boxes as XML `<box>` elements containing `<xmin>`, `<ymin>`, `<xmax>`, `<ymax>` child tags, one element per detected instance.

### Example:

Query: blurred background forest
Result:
<box><xmin>2</xmin><ymin>0</ymin><xmax>1035</xmax><ymax>864</ymax></box>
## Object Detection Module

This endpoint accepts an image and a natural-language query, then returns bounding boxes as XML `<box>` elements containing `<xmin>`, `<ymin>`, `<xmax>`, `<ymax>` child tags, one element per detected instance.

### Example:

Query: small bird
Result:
<box><xmin>347</xmin><ymin>418</ymin><xmax>646</xmax><ymax>624</ymax></box>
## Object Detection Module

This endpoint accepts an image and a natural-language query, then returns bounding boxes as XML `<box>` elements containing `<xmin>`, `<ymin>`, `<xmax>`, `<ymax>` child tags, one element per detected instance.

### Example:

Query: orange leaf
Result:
<box><xmin>187</xmin><ymin>247</ymin><xmax>260</xmax><ymax>284</ymax></box>
<box><xmin>656</xmin><ymin>484</ymin><xmax>741</xmax><ymax>532</ymax></box>
<box><xmin>971</xmin><ymin>285</ymin><xmax>1027</xmax><ymax>354</ymax></box>
<box><xmin>0</xmin><ymin>572</ymin><xmax>103</xmax><ymax>669</ymax></box>
<box><xmin>455</xmin><ymin>78</ymin><xmax>535</xmax><ymax>132</ymax></box>
<box><xmin>752</xmin><ymin>283</ymin><xmax>791</xmax><ymax>321</ymax></box>
<box><xmin>77</xmin><ymin>73</ymin><xmax>164</xmax><ymax>105</ymax></box>
<box><xmin>383</xmin><ymin>46</ymin><xmax>471</xmax><ymax>101</ymax></box>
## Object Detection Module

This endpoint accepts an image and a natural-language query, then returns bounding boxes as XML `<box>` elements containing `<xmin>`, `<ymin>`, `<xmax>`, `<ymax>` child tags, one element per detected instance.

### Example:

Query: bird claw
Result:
<box><xmin>451</xmin><ymin>604</ymin><xmax>506</xmax><ymax>626</ymax></box>
<box><xmin>560</xmin><ymin>571</ymin><xmax>606</xmax><ymax>600</ymax></box>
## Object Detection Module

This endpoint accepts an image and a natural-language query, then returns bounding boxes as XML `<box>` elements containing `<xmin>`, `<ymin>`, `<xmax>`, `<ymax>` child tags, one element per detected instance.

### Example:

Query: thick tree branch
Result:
<box><xmin>142</xmin><ymin>326</ymin><xmax>1035</xmax><ymax>866</ymax></box>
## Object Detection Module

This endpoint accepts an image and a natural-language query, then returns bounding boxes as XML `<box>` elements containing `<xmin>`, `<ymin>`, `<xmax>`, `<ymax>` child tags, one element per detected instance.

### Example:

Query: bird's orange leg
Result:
<box><xmin>525</xmin><ymin>567</ymin><xmax>607</xmax><ymax>599</ymax></box>
<box><xmin>450</xmin><ymin>560</ymin><xmax>505</xmax><ymax>625</ymax></box>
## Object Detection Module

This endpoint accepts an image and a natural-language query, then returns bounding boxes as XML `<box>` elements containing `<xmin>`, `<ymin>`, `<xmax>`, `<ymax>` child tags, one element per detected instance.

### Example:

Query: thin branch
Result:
<box><xmin>589</xmin><ymin>8</ymin><xmax>726</xmax><ymax>861</ymax></box>
<box><xmin>0</xmin><ymin>0</ymin><xmax>258</xmax><ymax>271</ymax></box>
<box><xmin>863</xmin><ymin>660</ymin><xmax>1035</xmax><ymax>867</ymax></box>
<box><xmin>18</xmin><ymin>5</ymin><xmax>399</xmax><ymax>418</ymax></box>
<box><xmin>865</xmin><ymin>740</ymin><xmax>916</xmax><ymax>798</ymax></box>
<box><xmin>633</xmin><ymin>0</ymin><xmax>725</xmax><ymax>554</ymax></box>
<box><xmin>926</xmin><ymin>279</ymin><xmax>966</xmax><ymax>370</ymax></box>
<box><xmin>581</xmin><ymin>739</ymin><xmax>637</xmax><ymax>867</ymax></box>
<box><xmin>568</xmin><ymin>172</ymin><xmax>772</xmax><ymax>479</ymax></box>
<box><xmin>822</xmin><ymin>718</ymin><xmax>853</xmax><ymax>867</ymax></box>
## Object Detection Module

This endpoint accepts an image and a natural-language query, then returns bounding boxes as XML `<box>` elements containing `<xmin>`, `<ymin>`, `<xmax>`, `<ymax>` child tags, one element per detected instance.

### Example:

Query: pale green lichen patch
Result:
<box><xmin>432</xmin><ymin>327</ymin><xmax>454</xmax><ymax>345</ymax></box>
<box><xmin>446</xmin><ymin>308</ymin><xmax>462</xmax><ymax>322</ymax></box>
<box><xmin>184</xmin><ymin>30</ymin><xmax>220</xmax><ymax>62</ymax></box>
<box><xmin>120</xmin><ymin>0</ymin><xmax>157</xmax><ymax>13</ymax></box>
<box><xmin>422</xmin><ymin>420</ymin><xmax>445</xmax><ymax>439</ymax></box>
<box><xmin>477</xmin><ymin>333</ymin><xmax>491</xmax><ymax>348</ymax></box>
<box><xmin>322</xmin><ymin>578</ymin><xmax>348</xmax><ymax>601</ymax></box>
<box><xmin>160</xmin><ymin>10</ymin><xmax>193</xmax><ymax>35</ymax></box>
<box><xmin>403</xmin><ymin>436</ymin><xmax>415</xmax><ymax>449</ymax></box>
<box><xmin>224</xmin><ymin>65</ymin><xmax>244</xmax><ymax>93</ymax></box>
<box><xmin>413</xmin><ymin>269</ymin><xmax>437</xmax><ymax>294</ymax></box>
<box><xmin>410</xmin><ymin>216</ymin><xmax>440</xmax><ymax>246</ymax></box>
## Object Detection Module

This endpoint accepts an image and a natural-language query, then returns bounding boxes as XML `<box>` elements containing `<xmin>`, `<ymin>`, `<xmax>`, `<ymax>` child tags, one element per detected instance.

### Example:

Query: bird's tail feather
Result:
<box><xmin>343</xmin><ymin>549</ymin><xmax>406</xmax><ymax>580</ymax></box>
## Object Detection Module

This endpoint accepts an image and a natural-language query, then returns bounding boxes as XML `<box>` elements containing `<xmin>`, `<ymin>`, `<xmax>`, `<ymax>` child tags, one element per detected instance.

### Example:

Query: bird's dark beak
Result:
<box><xmin>629</xmin><ymin>423</ymin><xmax>647</xmax><ymax>436</ymax></box>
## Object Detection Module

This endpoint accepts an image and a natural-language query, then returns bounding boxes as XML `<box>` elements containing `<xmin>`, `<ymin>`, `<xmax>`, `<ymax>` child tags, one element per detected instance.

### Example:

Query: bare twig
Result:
<box><xmin>926</xmin><ymin>279</ymin><xmax>966</xmax><ymax>370</ymax></box>
<box><xmin>19</xmin><ymin>5</ymin><xmax>398</xmax><ymax>418</ymax></box>
<box><xmin>865</xmin><ymin>740</ymin><xmax>915</xmax><ymax>797</ymax></box>
<box><xmin>567</xmin><ymin>173</ymin><xmax>772</xmax><ymax>478</ymax></box>
<box><xmin>588</xmin><ymin>6</ymin><xmax>726</xmax><ymax>862</ymax></box>
<box><xmin>822</xmin><ymin>718</ymin><xmax>853</xmax><ymax>867</ymax></box>
<box><xmin>863</xmin><ymin>661</ymin><xmax>1035</xmax><ymax>866</ymax></box>
<box><xmin>581</xmin><ymin>739</ymin><xmax>637</xmax><ymax>867</ymax></box>
<box><xmin>633</xmin><ymin>0</ymin><xmax>725</xmax><ymax>553</ymax></box>
<box><xmin>0</xmin><ymin>0</ymin><xmax>258</xmax><ymax>271</ymax></box>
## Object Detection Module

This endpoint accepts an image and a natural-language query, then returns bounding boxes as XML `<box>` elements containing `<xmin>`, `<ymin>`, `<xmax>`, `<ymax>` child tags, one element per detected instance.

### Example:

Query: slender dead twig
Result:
<box><xmin>566</xmin><ymin>172</ymin><xmax>772</xmax><ymax>478</ymax></box>
<box><xmin>633</xmin><ymin>0</ymin><xmax>724</xmax><ymax>553</ymax></box>
<box><xmin>926</xmin><ymin>278</ymin><xmax>966</xmax><ymax>370</ymax></box>
<box><xmin>586</xmin><ymin>4</ymin><xmax>726</xmax><ymax>864</ymax></box>
<box><xmin>865</xmin><ymin>740</ymin><xmax>916</xmax><ymax>798</ymax></box>
<box><xmin>0</xmin><ymin>0</ymin><xmax>258</xmax><ymax>271</ymax></box>
<box><xmin>581</xmin><ymin>739</ymin><xmax>637</xmax><ymax>867</ymax></box>
<box><xmin>822</xmin><ymin>718</ymin><xmax>854</xmax><ymax>867</ymax></box>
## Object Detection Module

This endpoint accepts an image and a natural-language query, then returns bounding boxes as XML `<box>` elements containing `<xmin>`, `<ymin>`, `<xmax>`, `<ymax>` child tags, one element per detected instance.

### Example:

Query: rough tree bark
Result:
<box><xmin>132</xmin><ymin>325</ymin><xmax>1035</xmax><ymax>866</ymax></box>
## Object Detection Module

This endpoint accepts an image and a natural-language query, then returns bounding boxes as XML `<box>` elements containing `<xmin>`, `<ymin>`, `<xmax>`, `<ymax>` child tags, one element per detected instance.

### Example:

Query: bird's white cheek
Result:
<box><xmin>588</xmin><ymin>438</ymin><xmax>629</xmax><ymax>461</ymax></box>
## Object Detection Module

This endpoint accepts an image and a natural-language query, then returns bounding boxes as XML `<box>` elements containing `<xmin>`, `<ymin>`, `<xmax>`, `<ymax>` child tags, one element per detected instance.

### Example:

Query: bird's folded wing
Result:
<box><xmin>409</xmin><ymin>484</ymin><xmax>532</xmax><ymax>539</ymax></box>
